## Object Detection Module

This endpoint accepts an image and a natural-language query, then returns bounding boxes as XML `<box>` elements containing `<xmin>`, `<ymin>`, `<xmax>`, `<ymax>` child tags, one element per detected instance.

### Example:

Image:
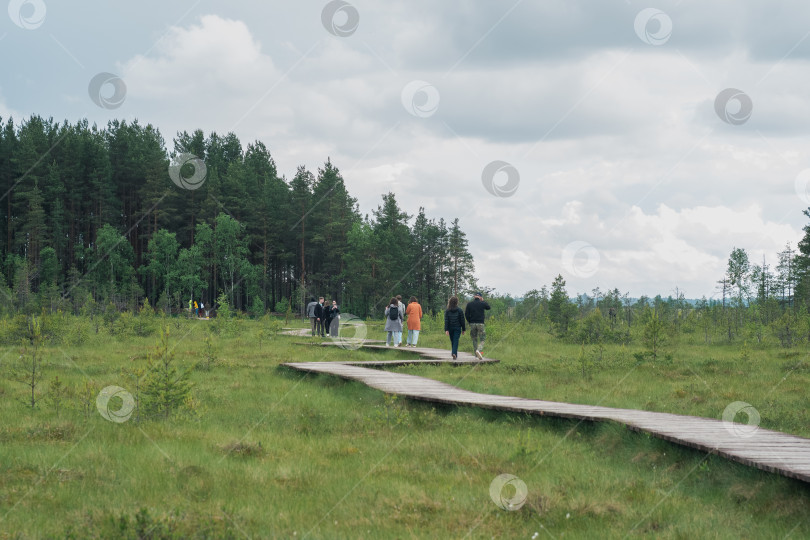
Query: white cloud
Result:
<box><xmin>545</xmin><ymin>203</ymin><xmax>803</xmax><ymax>297</ymax></box>
<box><xmin>124</xmin><ymin>16</ymin><xmax>277</xmax><ymax>98</ymax></box>
<box><xmin>0</xmin><ymin>90</ymin><xmax>22</xmax><ymax>121</ymax></box>
<box><xmin>120</xmin><ymin>15</ymin><xmax>293</xmax><ymax>141</ymax></box>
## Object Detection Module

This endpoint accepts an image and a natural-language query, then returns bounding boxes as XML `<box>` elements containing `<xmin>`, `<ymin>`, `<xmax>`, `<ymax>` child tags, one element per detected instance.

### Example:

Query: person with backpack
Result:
<box><xmin>444</xmin><ymin>296</ymin><xmax>466</xmax><ymax>359</ymax></box>
<box><xmin>385</xmin><ymin>297</ymin><xmax>403</xmax><ymax>346</ymax></box>
<box><xmin>306</xmin><ymin>297</ymin><xmax>319</xmax><ymax>336</ymax></box>
<box><xmin>405</xmin><ymin>296</ymin><xmax>423</xmax><ymax>347</ymax></box>
<box><xmin>464</xmin><ymin>292</ymin><xmax>491</xmax><ymax>359</ymax></box>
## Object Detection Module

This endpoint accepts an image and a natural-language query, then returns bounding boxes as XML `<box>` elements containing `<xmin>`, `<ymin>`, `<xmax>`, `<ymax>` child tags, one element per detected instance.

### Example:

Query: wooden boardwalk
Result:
<box><xmin>281</xmin><ymin>329</ymin><xmax>810</xmax><ymax>483</ymax></box>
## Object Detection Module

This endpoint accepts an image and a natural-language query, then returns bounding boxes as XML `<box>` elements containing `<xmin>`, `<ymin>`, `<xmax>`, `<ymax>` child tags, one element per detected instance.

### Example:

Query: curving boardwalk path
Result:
<box><xmin>281</xmin><ymin>328</ymin><xmax>810</xmax><ymax>483</ymax></box>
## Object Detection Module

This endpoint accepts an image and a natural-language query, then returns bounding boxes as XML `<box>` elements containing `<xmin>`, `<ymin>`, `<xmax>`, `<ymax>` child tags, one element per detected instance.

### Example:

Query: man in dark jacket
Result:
<box><xmin>465</xmin><ymin>292</ymin><xmax>491</xmax><ymax>360</ymax></box>
<box><xmin>323</xmin><ymin>300</ymin><xmax>333</xmax><ymax>337</ymax></box>
<box><xmin>444</xmin><ymin>296</ymin><xmax>466</xmax><ymax>360</ymax></box>
<box><xmin>314</xmin><ymin>297</ymin><xmax>325</xmax><ymax>337</ymax></box>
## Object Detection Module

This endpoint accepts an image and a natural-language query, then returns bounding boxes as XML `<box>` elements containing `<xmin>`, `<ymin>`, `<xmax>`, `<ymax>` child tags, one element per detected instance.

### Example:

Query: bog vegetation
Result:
<box><xmin>1</xmin><ymin>310</ymin><xmax>809</xmax><ymax>538</ymax></box>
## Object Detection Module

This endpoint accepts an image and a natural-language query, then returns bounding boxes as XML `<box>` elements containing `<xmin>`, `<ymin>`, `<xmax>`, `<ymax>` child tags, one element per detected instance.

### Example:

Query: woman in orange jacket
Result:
<box><xmin>405</xmin><ymin>296</ymin><xmax>423</xmax><ymax>347</ymax></box>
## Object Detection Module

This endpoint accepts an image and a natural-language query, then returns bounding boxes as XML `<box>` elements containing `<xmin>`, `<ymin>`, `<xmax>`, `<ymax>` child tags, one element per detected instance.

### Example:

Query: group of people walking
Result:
<box><xmin>384</xmin><ymin>295</ymin><xmax>423</xmax><ymax>347</ymax></box>
<box><xmin>444</xmin><ymin>292</ymin><xmax>490</xmax><ymax>360</ymax></box>
<box><xmin>188</xmin><ymin>299</ymin><xmax>206</xmax><ymax>318</ymax></box>
<box><xmin>386</xmin><ymin>293</ymin><xmax>490</xmax><ymax>359</ymax></box>
<box><xmin>306</xmin><ymin>297</ymin><xmax>341</xmax><ymax>337</ymax></box>
<box><xmin>306</xmin><ymin>292</ymin><xmax>491</xmax><ymax>360</ymax></box>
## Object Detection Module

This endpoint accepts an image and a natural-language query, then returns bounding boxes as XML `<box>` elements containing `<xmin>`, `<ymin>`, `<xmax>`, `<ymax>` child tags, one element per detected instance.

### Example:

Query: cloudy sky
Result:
<box><xmin>3</xmin><ymin>0</ymin><xmax>810</xmax><ymax>299</ymax></box>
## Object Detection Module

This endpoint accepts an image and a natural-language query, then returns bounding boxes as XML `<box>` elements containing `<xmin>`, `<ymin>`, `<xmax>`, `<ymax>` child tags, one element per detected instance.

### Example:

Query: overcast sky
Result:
<box><xmin>3</xmin><ymin>0</ymin><xmax>810</xmax><ymax>299</ymax></box>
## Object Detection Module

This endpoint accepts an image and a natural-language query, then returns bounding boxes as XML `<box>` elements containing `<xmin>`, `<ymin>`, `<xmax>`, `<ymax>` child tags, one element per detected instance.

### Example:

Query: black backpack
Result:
<box><xmin>388</xmin><ymin>304</ymin><xmax>399</xmax><ymax>320</ymax></box>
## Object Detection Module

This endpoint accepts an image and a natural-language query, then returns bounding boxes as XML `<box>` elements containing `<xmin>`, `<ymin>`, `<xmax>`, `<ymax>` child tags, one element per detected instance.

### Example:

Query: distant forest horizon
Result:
<box><xmin>2</xmin><ymin>115</ymin><xmax>810</xmax><ymax>320</ymax></box>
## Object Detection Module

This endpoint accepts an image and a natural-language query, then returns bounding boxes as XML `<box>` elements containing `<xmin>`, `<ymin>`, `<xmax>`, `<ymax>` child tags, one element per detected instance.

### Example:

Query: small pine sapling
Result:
<box><xmin>8</xmin><ymin>316</ymin><xmax>45</xmax><ymax>410</ymax></box>
<box><xmin>47</xmin><ymin>375</ymin><xmax>69</xmax><ymax>417</ymax></box>
<box><xmin>76</xmin><ymin>378</ymin><xmax>99</xmax><ymax>418</ymax></box>
<box><xmin>141</xmin><ymin>326</ymin><xmax>193</xmax><ymax>420</ymax></box>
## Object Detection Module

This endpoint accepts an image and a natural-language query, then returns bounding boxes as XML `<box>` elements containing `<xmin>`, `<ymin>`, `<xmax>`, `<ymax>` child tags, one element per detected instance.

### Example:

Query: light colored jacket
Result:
<box><xmin>306</xmin><ymin>301</ymin><xmax>318</xmax><ymax>317</ymax></box>
<box><xmin>384</xmin><ymin>304</ymin><xmax>403</xmax><ymax>332</ymax></box>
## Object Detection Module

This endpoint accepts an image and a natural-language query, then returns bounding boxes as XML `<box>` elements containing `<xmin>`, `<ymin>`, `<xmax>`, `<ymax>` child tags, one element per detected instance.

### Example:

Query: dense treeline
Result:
<box><xmin>0</xmin><ymin>116</ymin><xmax>475</xmax><ymax>317</ymax></box>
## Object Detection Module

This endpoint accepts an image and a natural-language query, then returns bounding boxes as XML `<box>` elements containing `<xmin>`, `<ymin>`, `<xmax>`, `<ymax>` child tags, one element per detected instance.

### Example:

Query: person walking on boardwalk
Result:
<box><xmin>444</xmin><ymin>296</ymin><xmax>466</xmax><ymax>359</ymax></box>
<box><xmin>323</xmin><ymin>299</ymin><xmax>333</xmax><ymax>337</ymax></box>
<box><xmin>385</xmin><ymin>297</ymin><xmax>403</xmax><ymax>346</ymax></box>
<box><xmin>405</xmin><ymin>296</ymin><xmax>423</xmax><ymax>347</ymax></box>
<box><xmin>306</xmin><ymin>297</ymin><xmax>318</xmax><ymax>336</ymax></box>
<box><xmin>194</xmin><ymin>300</ymin><xmax>198</xmax><ymax>317</ymax></box>
<box><xmin>314</xmin><ymin>297</ymin><xmax>325</xmax><ymax>336</ymax></box>
<box><xmin>465</xmin><ymin>292</ymin><xmax>491</xmax><ymax>360</ymax></box>
<box><xmin>396</xmin><ymin>295</ymin><xmax>406</xmax><ymax>345</ymax></box>
<box><xmin>329</xmin><ymin>300</ymin><xmax>340</xmax><ymax>337</ymax></box>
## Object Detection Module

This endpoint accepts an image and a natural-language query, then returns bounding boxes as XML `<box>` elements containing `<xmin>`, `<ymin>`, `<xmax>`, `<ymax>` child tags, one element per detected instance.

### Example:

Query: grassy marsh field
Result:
<box><xmin>0</xmin><ymin>312</ymin><xmax>809</xmax><ymax>539</ymax></box>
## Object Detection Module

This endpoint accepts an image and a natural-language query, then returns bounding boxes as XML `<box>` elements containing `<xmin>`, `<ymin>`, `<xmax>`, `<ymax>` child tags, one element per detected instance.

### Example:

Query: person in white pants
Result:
<box><xmin>384</xmin><ymin>297</ymin><xmax>403</xmax><ymax>346</ymax></box>
<box><xmin>405</xmin><ymin>296</ymin><xmax>423</xmax><ymax>347</ymax></box>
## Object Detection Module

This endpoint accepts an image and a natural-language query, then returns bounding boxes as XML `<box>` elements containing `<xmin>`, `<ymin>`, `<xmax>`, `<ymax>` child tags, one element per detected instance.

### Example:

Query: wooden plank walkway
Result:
<box><xmin>281</xmin><ymin>328</ymin><xmax>810</xmax><ymax>483</ymax></box>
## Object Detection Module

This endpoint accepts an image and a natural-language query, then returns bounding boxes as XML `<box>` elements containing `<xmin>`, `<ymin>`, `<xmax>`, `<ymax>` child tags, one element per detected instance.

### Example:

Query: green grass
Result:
<box><xmin>411</xmin><ymin>325</ymin><xmax>810</xmax><ymax>438</ymax></box>
<box><xmin>0</xmin><ymin>314</ymin><xmax>809</xmax><ymax>538</ymax></box>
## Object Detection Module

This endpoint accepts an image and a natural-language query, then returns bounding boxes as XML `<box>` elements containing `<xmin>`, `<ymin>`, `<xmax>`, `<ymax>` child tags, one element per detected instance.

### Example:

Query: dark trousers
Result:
<box><xmin>448</xmin><ymin>328</ymin><xmax>461</xmax><ymax>356</ymax></box>
<box><xmin>316</xmin><ymin>319</ymin><xmax>325</xmax><ymax>336</ymax></box>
